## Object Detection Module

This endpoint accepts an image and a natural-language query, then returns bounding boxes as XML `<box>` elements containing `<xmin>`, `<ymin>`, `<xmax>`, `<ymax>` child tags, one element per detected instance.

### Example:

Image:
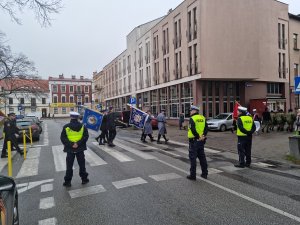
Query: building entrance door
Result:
<box><xmin>42</xmin><ymin>108</ymin><xmax>47</xmax><ymax>118</ymax></box>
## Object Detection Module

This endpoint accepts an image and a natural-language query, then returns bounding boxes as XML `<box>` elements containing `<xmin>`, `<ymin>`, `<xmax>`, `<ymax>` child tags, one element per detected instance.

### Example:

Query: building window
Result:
<box><xmin>62</xmin><ymin>107</ymin><xmax>66</xmax><ymax>114</ymax></box>
<box><xmin>193</xmin><ymin>44</ymin><xmax>198</xmax><ymax>74</ymax></box>
<box><xmin>188</xmin><ymin>10</ymin><xmax>192</xmax><ymax>42</ymax></box>
<box><xmin>9</xmin><ymin>98</ymin><xmax>13</xmax><ymax>104</ymax></box>
<box><xmin>53</xmin><ymin>96</ymin><xmax>58</xmax><ymax>103</ymax></box>
<box><xmin>282</xmin><ymin>53</ymin><xmax>286</xmax><ymax>79</ymax></box>
<box><xmin>188</xmin><ymin>46</ymin><xmax>192</xmax><ymax>75</ymax></box>
<box><xmin>267</xmin><ymin>83</ymin><xmax>282</xmax><ymax>95</ymax></box>
<box><xmin>61</xmin><ymin>85</ymin><xmax>66</xmax><ymax>93</ymax></box>
<box><xmin>293</xmin><ymin>33</ymin><xmax>298</xmax><ymax>50</ymax></box>
<box><xmin>9</xmin><ymin>107</ymin><xmax>14</xmax><ymax>113</ymax></box>
<box><xmin>294</xmin><ymin>64</ymin><xmax>299</xmax><ymax>77</ymax></box>
<box><xmin>52</xmin><ymin>85</ymin><xmax>57</xmax><ymax>93</ymax></box>
<box><xmin>169</xmin><ymin>85</ymin><xmax>179</xmax><ymax>118</ymax></box>
<box><xmin>70</xmin><ymin>96</ymin><xmax>74</xmax><ymax>103</ymax></box>
<box><xmin>42</xmin><ymin>98</ymin><xmax>46</xmax><ymax>104</ymax></box>
<box><xmin>61</xmin><ymin>96</ymin><xmax>66</xmax><ymax>103</ymax></box>
<box><xmin>84</xmin><ymin>96</ymin><xmax>89</xmax><ymax>104</ymax></box>
<box><xmin>70</xmin><ymin>107</ymin><xmax>74</xmax><ymax>112</ymax></box>
<box><xmin>20</xmin><ymin>98</ymin><xmax>24</xmax><ymax>104</ymax></box>
<box><xmin>31</xmin><ymin>107</ymin><xmax>36</xmax><ymax>112</ymax></box>
<box><xmin>278</xmin><ymin>53</ymin><xmax>281</xmax><ymax>78</ymax></box>
<box><xmin>54</xmin><ymin>107</ymin><xmax>58</xmax><ymax>114</ymax></box>
<box><xmin>193</xmin><ymin>7</ymin><xmax>197</xmax><ymax>39</ymax></box>
<box><xmin>84</xmin><ymin>86</ymin><xmax>89</xmax><ymax>93</ymax></box>
<box><xmin>69</xmin><ymin>86</ymin><xmax>74</xmax><ymax>93</ymax></box>
<box><xmin>77</xmin><ymin>86</ymin><xmax>81</xmax><ymax>93</ymax></box>
<box><xmin>31</xmin><ymin>98</ymin><xmax>36</xmax><ymax>106</ymax></box>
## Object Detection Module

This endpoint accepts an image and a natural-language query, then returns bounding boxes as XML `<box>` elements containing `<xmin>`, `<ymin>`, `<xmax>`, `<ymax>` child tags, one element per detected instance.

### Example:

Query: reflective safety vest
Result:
<box><xmin>188</xmin><ymin>114</ymin><xmax>206</xmax><ymax>138</ymax></box>
<box><xmin>237</xmin><ymin>116</ymin><xmax>253</xmax><ymax>136</ymax></box>
<box><xmin>65</xmin><ymin>126</ymin><xmax>84</xmax><ymax>142</ymax></box>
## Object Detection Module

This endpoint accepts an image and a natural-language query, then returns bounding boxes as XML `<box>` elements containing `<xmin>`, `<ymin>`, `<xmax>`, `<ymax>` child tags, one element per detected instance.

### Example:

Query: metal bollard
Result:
<box><xmin>23</xmin><ymin>130</ymin><xmax>26</xmax><ymax>159</ymax></box>
<box><xmin>29</xmin><ymin>126</ymin><xmax>33</xmax><ymax>146</ymax></box>
<box><xmin>7</xmin><ymin>141</ymin><xmax>12</xmax><ymax>177</ymax></box>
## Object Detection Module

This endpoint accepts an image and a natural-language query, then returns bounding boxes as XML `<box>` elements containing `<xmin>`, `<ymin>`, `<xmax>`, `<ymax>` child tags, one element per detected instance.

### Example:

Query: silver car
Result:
<box><xmin>207</xmin><ymin>113</ymin><xmax>233</xmax><ymax>131</ymax></box>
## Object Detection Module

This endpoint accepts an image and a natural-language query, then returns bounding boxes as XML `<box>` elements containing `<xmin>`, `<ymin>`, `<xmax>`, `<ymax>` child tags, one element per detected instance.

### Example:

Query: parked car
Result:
<box><xmin>24</xmin><ymin>116</ymin><xmax>43</xmax><ymax>133</ymax></box>
<box><xmin>16</xmin><ymin>119</ymin><xmax>40</xmax><ymax>141</ymax></box>
<box><xmin>207</xmin><ymin>113</ymin><xmax>233</xmax><ymax>131</ymax></box>
<box><xmin>0</xmin><ymin>175</ymin><xmax>19</xmax><ymax>225</ymax></box>
<box><xmin>111</xmin><ymin>111</ymin><xmax>130</xmax><ymax>128</ymax></box>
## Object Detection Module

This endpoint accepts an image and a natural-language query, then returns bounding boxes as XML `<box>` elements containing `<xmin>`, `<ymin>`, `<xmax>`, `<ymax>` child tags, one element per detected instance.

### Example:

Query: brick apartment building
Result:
<box><xmin>94</xmin><ymin>0</ymin><xmax>300</xmax><ymax>120</ymax></box>
<box><xmin>49</xmin><ymin>74</ymin><xmax>92</xmax><ymax>117</ymax></box>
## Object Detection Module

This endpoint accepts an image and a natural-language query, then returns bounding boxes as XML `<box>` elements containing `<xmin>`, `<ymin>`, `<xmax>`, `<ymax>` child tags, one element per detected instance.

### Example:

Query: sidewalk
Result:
<box><xmin>127</xmin><ymin>125</ymin><xmax>298</xmax><ymax>168</ymax></box>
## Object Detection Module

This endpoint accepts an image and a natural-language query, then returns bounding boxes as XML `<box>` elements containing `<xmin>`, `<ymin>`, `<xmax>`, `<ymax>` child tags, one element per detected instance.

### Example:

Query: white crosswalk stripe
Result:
<box><xmin>16</xmin><ymin>147</ymin><xmax>41</xmax><ymax>178</ymax></box>
<box><xmin>52</xmin><ymin>145</ymin><xmax>107</xmax><ymax>172</ymax></box>
<box><xmin>92</xmin><ymin>142</ymin><xmax>134</xmax><ymax>162</ymax></box>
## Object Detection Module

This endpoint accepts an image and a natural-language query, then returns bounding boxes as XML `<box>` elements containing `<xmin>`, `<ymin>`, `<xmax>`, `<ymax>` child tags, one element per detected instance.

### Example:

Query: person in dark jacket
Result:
<box><xmin>141</xmin><ymin>110</ymin><xmax>155</xmax><ymax>142</ymax></box>
<box><xmin>1</xmin><ymin>113</ymin><xmax>23</xmax><ymax>158</ymax></box>
<box><xmin>179</xmin><ymin>113</ymin><xmax>185</xmax><ymax>130</ymax></box>
<box><xmin>235</xmin><ymin>106</ymin><xmax>256</xmax><ymax>168</ymax></box>
<box><xmin>187</xmin><ymin>105</ymin><xmax>208</xmax><ymax>180</ymax></box>
<box><xmin>107</xmin><ymin>107</ymin><xmax>116</xmax><ymax>147</ymax></box>
<box><xmin>261</xmin><ymin>107</ymin><xmax>271</xmax><ymax>133</ymax></box>
<box><xmin>60</xmin><ymin>111</ymin><xmax>89</xmax><ymax>187</ymax></box>
<box><xmin>95</xmin><ymin>110</ymin><xmax>108</xmax><ymax>145</ymax></box>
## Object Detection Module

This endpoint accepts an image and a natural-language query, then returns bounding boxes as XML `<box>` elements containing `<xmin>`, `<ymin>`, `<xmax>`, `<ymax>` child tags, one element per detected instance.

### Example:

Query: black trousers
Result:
<box><xmin>188</xmin><ymin>140</ymin><xmax>208</xmax><ymax>177</ymax></box>
<box><xmin>64</xmin><ymin>151</ymin><xmax>88</xmax><ymax>182</ymax></box>
<box><xmin>108</xmin><ymin>129</ymin><xmax>116</xmax><ymax>144</ymax></box>
<box><xmin>1</xmin><ymin>137</ymin><xmax>21</xmax><ymax>155</ymax></box>
<box><xmin>97</xmin><ymin>130</ymin><xmax>108</xmax><ymax>142</ymax></box>
<box><xmin>237</xmin><ymin>136</ymin><xmax>252</xmax><ymax>166</ymax></box>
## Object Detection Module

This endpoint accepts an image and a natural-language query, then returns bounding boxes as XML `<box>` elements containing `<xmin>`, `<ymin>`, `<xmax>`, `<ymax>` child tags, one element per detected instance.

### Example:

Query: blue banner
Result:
<box><xmin>129</xmin><ymin>107</ymin><xmax>147</xmax><ymax>129</ymax></box>
<box><xmin>82</xmin><ymin>108</ymin><xmax>103</xmax><ymax>131</ymax></box>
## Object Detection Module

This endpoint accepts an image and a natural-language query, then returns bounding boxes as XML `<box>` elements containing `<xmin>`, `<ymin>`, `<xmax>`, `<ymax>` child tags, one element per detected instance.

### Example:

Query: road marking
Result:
<box><xmin>112</xmin><ymin>177</ymin><xmax>147</xmax><ymax>189</ymax></box>
<box><xmin>0</xmin><ymin>152</ymin><xmax>17</xmax><ymax>172</ymax></box>
<box><xmin>252</xmin><ymin>162</ymin><xmax>275</xmax><ymax>168</ymax></box>
<box><xmin>85</xmin><ymin>148</ymin><xmax>107</xmax><ymax>166</ymax></box>
<box><xmin>154</xmin><ymin>158</ymin><xmax>300</xmax><ymax>223</ymax></box>
<box><xmin>38</xmin><ymin>217</ymin><xmax>57</xmax><ymax>225</ymax></box>
<box><xmin>16</xmin><ymin>147</ymin><xmax>41</xmax><ymax>178</ymax></box>
<box><xmin>39</xmin><ymin>197</ymin><xmax>55</xmax><ymax>209</ymax></box>
<box><xmin>69</xmin><ymin>185</ymin><xmax>106</xmax><ymax>199</ymax></box>
<box><xmin>17</xmin><ymin>179</ymin><xmax>54</xmax><ymax>194</ymax></box>
<box><xmin>92</xmin><ymin>142</ymin><xmax>134</xmax><ymax>162</ymax></box>
<box><xmin>41</xmin><ymin>183</ymin><xmax>53</xmax><ymax>193</ymax></box>
<box><xmin>219</xmin><ymin>165</ymin><xmax>245</xmax><ymax>172</ymax></box>
<box><xmin>170</xmin><ymin>140</ymin><xmax>221</xmax><ymax>153</ymax></box>
<box><xmin>114</xmin><ymin>140</ymin><xmax>157</xmax><ymax>159</ymax></box>
<box><xmin>52</xmin><ymin>145</ymin><xmax>67</xmax><ymax>172</ymax></box>
<box><xmin>149</xmin><ymin>173</ymin><xmax>182</xmax><ymax>181</ymax></box>
<box><xmin>206</xmin><ymin>168</ymin><xmax>223</xmax><ymax>174</ymax></box>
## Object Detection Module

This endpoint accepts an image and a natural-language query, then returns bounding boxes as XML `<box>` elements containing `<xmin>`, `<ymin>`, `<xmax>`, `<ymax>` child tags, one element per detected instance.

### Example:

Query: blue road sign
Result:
<box><xmin>295</xmin><ymin>77</ymin><xmax>300</xmax><ymax>94</ymax></box>
<box><xmin>129</xmin><ymin>97</ymin><xmax>136</xmax><ymax>104</ymax></box>
<box><xmin>18</xmin><ymin>105</ymin><xmax>23</xmax><ymax>111</ymax></box>
<box><xmin>96</xmin><ymin>104</ymin><xmax>102</xmax><ymax>110</ymax></box>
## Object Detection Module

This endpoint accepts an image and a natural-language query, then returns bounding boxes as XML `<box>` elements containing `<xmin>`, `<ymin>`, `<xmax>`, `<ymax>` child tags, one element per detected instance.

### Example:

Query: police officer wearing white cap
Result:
<box><xmin>187</xmin><ymin>105</ymin><xmax>208</xmax><ymax>180</ymax></box>
<box><xmin>60</xmin><ymin>111</ymin><xmax>89</xmax><ymax>187</ymax></box>
<box><xmin>235</xmin><ymin>106</ymin><xmax>256</xmax><ymax>168</ymax></box>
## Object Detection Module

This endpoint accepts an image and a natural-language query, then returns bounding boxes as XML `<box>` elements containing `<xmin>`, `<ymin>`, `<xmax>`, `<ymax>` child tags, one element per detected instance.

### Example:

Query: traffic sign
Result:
<box><xmin>96</xmin><ymin>104</ymin><xmax>102</xmax><ymax>110</ymax></box>
<box><xmin>129</xmin><ymin>97</ymin><xmax>136</xmax><ymax>104</ymax></box>
<box><xmin>18</xmin><ymin>105</ymin><xmax>23</xmax><ymax>111</ymax></box>
<box><xmin>295</xmin><ymin>77</ymin><xmax>300</xmax><ymax>94</ymax></box>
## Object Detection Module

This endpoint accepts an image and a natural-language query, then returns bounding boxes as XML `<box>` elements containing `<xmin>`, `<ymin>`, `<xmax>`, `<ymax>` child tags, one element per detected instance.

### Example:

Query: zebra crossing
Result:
<box><xmin>0</xmin><ymin>137</ymin><xmax>277</xmax><ymax>180</ymax></box>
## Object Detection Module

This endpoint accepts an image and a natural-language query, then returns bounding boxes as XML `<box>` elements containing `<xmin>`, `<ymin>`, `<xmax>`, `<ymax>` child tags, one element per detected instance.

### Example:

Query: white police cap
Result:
<box><xmin>238</xmin><ymin>106</ymin><xmax>247</xmax><ymax>112</ymax></box>
<box><xmin>190</xmin><ymin>105</ymin><xmax>200</xmax><ymax>111</ymax></box>
<box><xmin>70</xmin><ymin>111</ymin><xmax>80</xmax><ymax>117</ymax></box>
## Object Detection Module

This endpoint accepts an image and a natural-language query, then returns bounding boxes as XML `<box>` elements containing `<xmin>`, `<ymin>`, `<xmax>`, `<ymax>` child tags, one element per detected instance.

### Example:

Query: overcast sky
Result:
<box><xmin>0</xmin><ymin>0</ymin><xmax>300</xmax><ymax>79</ymax></box>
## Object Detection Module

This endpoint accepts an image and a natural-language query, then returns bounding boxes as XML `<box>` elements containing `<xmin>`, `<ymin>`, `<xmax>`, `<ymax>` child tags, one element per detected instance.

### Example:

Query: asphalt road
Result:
<box><xmin>1</xmin><ymin>119</ymin><xmax>300</xmax><ymax>225</ymax></box>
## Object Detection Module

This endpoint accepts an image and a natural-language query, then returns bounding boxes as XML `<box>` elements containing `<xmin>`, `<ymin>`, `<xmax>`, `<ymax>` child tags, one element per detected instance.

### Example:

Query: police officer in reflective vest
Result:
<box><xmin>60</xmin><ymin>111</ymin><xmax>89</xmax><ymax>187</ymax></box>
<box><xmin>235</xmin><ymin>106</ymin><xmax>256</xmax><ymax>168</ymax></box>
<box><xmin>187</xmin><ymin>105</ymin><xmax>208</xmax><ymax>180</ymax></box>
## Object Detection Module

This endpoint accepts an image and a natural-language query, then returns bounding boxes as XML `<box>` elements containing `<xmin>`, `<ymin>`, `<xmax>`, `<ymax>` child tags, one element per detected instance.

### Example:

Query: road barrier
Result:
<box><xmin>7</xmin><ymin>141</ymin><xmax>12</xmax><ymax>177</ymax></box>
<box><xmin>23</xmin><ymin>130</ymin><xmax>27</xmax><ymax>160</ymax></box>
<box><xmin>29</xmin><ymin>127</ymin><xmax>33</xmax><ymax>147</ymax></box>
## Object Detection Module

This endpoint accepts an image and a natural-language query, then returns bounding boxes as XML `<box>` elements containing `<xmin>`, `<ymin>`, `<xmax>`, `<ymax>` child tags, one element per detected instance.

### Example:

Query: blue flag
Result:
<box><xmin>82</xmin><ymin>108</ymin><xmax>103</xmax><ymax>131</ymax></box>
<box><xmin>129</xmin><ymin>107</ymin><xmax>148</xmax><ymax>129</ymax></box>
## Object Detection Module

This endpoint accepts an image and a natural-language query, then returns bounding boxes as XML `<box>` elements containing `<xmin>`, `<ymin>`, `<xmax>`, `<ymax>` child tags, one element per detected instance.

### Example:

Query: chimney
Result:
<box><xmin>80</xmin><ymin>76</ymin><xmax>84</xmax><ymax>80</ymax></box>
<box><xmin>59</xmin><ymin>74</ymin><xmax>64</xmax><ymax>79</ymax></box>
<box><xmin>72</xmin><ymin>75</ymin><xmax>76</xmax><ymax>79</ymax></box>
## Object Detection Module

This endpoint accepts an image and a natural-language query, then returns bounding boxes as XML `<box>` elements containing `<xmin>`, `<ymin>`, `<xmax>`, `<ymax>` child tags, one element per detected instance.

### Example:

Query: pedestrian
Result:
<box><xmin>286</xmin><ymin>109</ymin><xmax>296</xmax><ymax>132</ymax></box>
<box><xmin>95</xmin><ymin>110</ymin><xmax>108</xmax><ymax>145</ymax></box>
<box><xmin>234</xmin><ymin>106</ymin><xmax>256</xmax><ymax>168</ymax></box>
<box><xmin>156</xmin><ymin>109</ymin><xmax>169</xmax><ymax>144</ymax></box>
<box><xmin>252</xmin><ymin>109</ymin><xmax>261</xmax><ymax>135</ymax></box>
<box><xmin>107</xmin><ymin>107</ymin><xmax>117</xmax><ymax>147</ymax></box>
<box><xmin>1</xmin><ymin>113</ymin><xmax>24</xmax><ymax>158</ymax></box>
<box><xmin>60</xmin><ymin>111</ymin><xmax>89</xmax><ymax>187</ymax></box>
<box><xmin>186</xmin><ymin>105</ymin><xmax>208</xmax><ymax>180</ymax></box>
<box><xmin>179</xmin><ymin>113</ymin><xmax>184</xmax><ymax>130</ymax></box>
<box><xmin>261</xmin><ymin>107</ymin><xmax>271</xmax><ymax>133</ymax></box>
<box><xmin>275</xmin><ymin>109</ymin><xmax>285</xmax><ymax>131</ymax></box>
<box><xmin>141</xmin><ymin>110</ymin><xmax>155</xmax><ymax>143</ymax></box>
<box><xmin>295</xmin><ymin>109</ymin><xmax>300</xmax><ymax>135</ymax></box>
<box><xmin>270</xmin><ymin>111</ymin><xmax>277</xmax><ymax>131</ymax></box>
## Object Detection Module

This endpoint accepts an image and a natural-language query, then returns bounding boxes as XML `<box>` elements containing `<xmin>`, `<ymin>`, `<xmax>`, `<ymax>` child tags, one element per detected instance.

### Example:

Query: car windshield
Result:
<box><xmin>214</xmin><ymin>114</ymin><xmax>229</xmax><ymax>120</ymax></box>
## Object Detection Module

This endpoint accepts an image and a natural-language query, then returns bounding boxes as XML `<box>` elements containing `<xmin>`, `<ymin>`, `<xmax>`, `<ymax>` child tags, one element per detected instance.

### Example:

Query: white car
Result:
<box><xmin>207</xmin><ymin>113</ymin><xmax>234</xmax><ymax>131</ymax></box>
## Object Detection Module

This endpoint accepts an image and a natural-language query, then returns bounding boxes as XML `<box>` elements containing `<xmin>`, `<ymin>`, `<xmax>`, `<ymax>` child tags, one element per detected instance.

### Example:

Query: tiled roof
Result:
<box><xmin>0</xmin><ymin>79</ymin><xmax>49</xmax><ymax>92</ymax></box>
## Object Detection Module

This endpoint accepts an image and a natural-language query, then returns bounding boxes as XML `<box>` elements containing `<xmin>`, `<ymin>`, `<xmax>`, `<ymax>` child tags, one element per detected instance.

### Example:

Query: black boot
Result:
<box><xmin>157</xmin><ymin>134</ymin><xmax>162</xmax><ymax>144</ymax></box>
<box><xmin>99</xmin><ymin>139</ymin><xmax>104</xmax><ymax>145</ymax></box>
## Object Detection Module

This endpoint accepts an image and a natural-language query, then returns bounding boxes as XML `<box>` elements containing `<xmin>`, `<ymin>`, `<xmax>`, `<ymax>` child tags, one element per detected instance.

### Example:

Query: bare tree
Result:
<box><xmin>0</xmin><ymin>0</ymin><xmax>62</xmax><ymax>27</ymax></box>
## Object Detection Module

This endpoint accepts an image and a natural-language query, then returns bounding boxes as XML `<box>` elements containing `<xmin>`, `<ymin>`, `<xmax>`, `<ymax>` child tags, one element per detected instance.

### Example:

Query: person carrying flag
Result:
<box><xmin>60</xmin><ymin>111</ymin><xmax>89</xmax><ymax>187</ymax></box>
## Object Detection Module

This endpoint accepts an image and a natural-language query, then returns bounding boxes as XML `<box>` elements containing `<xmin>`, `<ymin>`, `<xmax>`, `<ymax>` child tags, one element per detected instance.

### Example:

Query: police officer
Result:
<box><xmin>107</xmin><ymin>107</ymin><xmax>116</xmax><ymax>147</ymax></box>
<box><xmin>60</xmin><ymin>111</ymin><xmax>89</xmax><ymax>187</ymax></box>
<box><xmin>1</xmin><ymin>113</ymin><xmax>23</xmax><ymax>158</ymax></box>
<box><xmin>187</xmin><ymin>105</ymin><xmax>208</xmax><ymax>180</ymax></box>
<box><xmin>235</xmin><ymin>106</ymin><xmax>256</xmax><ymax>168</ymax></box>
